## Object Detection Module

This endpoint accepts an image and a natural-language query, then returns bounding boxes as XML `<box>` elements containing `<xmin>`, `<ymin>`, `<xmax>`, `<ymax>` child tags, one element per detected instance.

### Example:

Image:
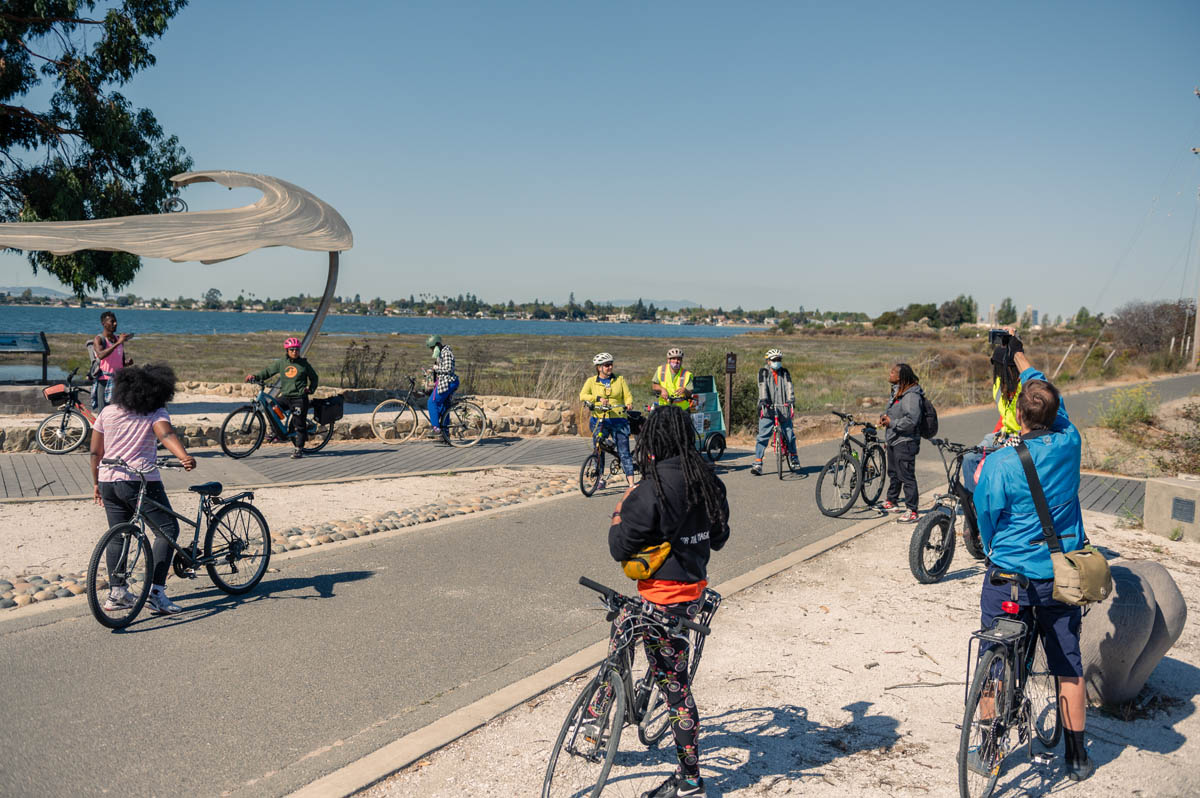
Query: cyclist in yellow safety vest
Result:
<box><xmin>652</xmin><ymin>347</ymin><xmax>693</xmax><ymax>410</ymax></box>
<box><xmin>580</xmin><ymin>352</ymin><xmax>636</xmax><ymax>489</ymax></box>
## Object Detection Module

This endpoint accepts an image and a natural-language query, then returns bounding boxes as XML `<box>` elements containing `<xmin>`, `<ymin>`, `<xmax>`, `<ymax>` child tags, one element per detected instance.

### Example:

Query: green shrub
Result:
<box><xmin>1098</xmin><ymin>383</ymin><xmax>1159</xmax><ymax>439</ymax></box>
<box><xmin>1157</xmin><ymin>400</ymin><xmax>1200</xmax><ymax>475</ymax></box>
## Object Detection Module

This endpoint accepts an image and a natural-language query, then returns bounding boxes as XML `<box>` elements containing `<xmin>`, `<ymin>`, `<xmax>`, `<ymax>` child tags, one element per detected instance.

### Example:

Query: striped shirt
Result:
<box><xmin>94</xmin><ymin>405</ymin><xmax>170</xmax><ymax>482</ymax></box>
<box><xmin>433</xmin><ymin>346</ymin><xmax>457</xmax><ymax>392</ymax></box>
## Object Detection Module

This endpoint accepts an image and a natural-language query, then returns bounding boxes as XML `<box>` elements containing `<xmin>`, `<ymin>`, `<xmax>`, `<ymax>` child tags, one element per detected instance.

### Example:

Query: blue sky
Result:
<box><xmin>2</xmin><ymin>0</ymin><xmax>1200</xmax><ymax>318</ymax></box>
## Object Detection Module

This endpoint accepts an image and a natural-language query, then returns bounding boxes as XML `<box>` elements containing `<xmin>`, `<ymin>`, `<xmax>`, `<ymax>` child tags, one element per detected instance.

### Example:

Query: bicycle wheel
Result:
<box><xmin>370</xmin><ymin>398</ymin><xmax>420</xmax><ymax>443</ymax></box>
<box><xmin>302</xmin><ymin>410</ymin><xmax>335</xmax><ymax>453</ymax></box>
<box><xmin>1026</xmin><ymin>635</ymin><xmax>1062</xmax><ymax>748</ymax></box>
<box><xmin>442</xmin><ymin>399</ymin><xmax>487</xmax><ymax>447</ymax></box>
<box><xmin>815</xmin><ymin>452</ymin><xmax>861</xmax><ymax>517</ymax></box>
<box><xmin>962</xmin><ymin>515</ymin><xmax>986</xmax><ymax>561</ymax></box>
<box><xmin>220</xmin><ymin>406</ymin><xmax>265</xmax><ymax>458</ymax></box>
<box><xmin>36</xmin><ymin>409</ymin><xmax>90</xmax><ymax>454</ymax></box>
<box><xmin>204</xmin><ymin>501</ymin><xmax>271</xmax><ymax>594</ymax></box>
<box><xmin>959</xmin><ymin>647</ymin><xmax>1012</xmax><ymax>798</ymax></box>
<box><xmin>543</xmin><ymin>668</ymin><xmax>626</xmax><ymax>798</ymax></box>
<box><xmin>860</xmin><ymin>444</ymin><xmax>887</xmax><ymax>505</ymax></box>
<box><xmin>86</xmin><ymin>523</ymin><xmax>153</xmax><ymax>629</ymax></box>
<box><xmin>908</xmin><ymin>508</ymin><xmax>957</xmax><ymax>583</ymax></box>
<box><xmin>704</xmin><ymin>433</ymin><xmax>726</xmax><ymax>462</ymax></box>
<box><xmin>637</xmin><ymin>673</ymin><xmax>671</xmax><ymax>747</ymax></box>
<box><xmin>580</xmin><ymin>453</ymin><xmax>602</xmax><ymax>497</ymax></box>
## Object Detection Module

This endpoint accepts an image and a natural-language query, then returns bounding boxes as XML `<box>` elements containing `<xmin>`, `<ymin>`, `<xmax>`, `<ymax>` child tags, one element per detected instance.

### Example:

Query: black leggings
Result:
<box><xmin>886</xmin><ymin>439</ymin><xmax>920</xmax><ymax>511</ymax></box>
<box><xmin>279</xmin><ymin>395</ymin><xmax>310</xmax><ymax>448</ymax></box>
<box><xmin>100</xmin><ymin>480</ymin><xmax>179</xmax><ymax>586</ymax></box>
<box><xmin>644</xmin><ymin>608</ymin><xmax>702</xmax><ymax>779</ymax></box>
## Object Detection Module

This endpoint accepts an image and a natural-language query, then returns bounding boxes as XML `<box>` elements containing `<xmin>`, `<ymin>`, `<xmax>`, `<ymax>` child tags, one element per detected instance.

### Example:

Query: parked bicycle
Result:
<box><xmin>763</xmin><ymin>404</ymin><xmax>800</xmax><ymax>480</ymax></box>
<box><xmin>85</xmin><ymin>456</ymin><xmax>271</xmax><ymax>629</ymax></box>
<box><xmin>219</xmin><ymin>376</ymin><xmax>335</xmax><ymax>458</ymax></box>
<box><xmin>543</xmin><ymin>577</ymin><xmax>712</xmax><ymax>798</ymax></box>
<box><xmin>35</xmin><ymin>367</ymin><xmax>97</xmax><ymax>454</ymax></box>
<box><xmin>814</xmin><ymin>411</ymin><xmax>886</xmax><ymax>516</ymax></box>
<box><xmin>958</xmin><ymin>570</ymin><xmax>1061</xmax><ymax>798</ymax></box>
<box><xmin>579</xmin><ymin>402</ymin><xmax>643</xmax><ymax>496</ymax></box>
<box><xmin>909</xmin><ymin>437</ymin><xmax>988</xmax><ymax>583</ymax></box>
<box><xmin>369</xmin><ymin>372</ymin><xmax>488</xmax><ymax>447</ymax></box>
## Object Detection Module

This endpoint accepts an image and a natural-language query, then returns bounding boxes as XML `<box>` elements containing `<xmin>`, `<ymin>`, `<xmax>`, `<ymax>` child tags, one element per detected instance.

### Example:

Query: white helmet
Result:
<box><xmin>666</xmin><ymin>347</ymin><xmax>683</xmax><ymax>359</ymax></box>
<box><xmin>592</xmin><ymin>352</ymin><xmax>614</xmax><ymax>365</ymax></box>
<box><xmin>765</xmin><ymin>348</ymin><xmax>783</xmax><ymax>360</ymax></box>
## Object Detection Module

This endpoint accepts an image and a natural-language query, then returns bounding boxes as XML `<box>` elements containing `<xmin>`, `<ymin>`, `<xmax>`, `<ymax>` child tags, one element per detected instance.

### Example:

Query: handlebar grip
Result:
<box><xmin>680</xmin><ymin>617</ymin><xmax>710</xmax><ymax>636</ymax></box>
<box><xmin>100</xmin><ymin>457</ymin><xmax>123</xmax><ymax>466</ymax></box>
<box><xmin>579</xmin><ymin>576</ymin><xmax>617</xmax><ymax>599</ymax></box>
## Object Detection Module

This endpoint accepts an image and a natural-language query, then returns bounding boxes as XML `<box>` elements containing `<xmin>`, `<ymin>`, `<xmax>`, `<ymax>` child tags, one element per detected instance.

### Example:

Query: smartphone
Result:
<box><xmin>988</xmin><ymin>329</ymin><xmax>1010</xmax><ymax>346</ymax></box>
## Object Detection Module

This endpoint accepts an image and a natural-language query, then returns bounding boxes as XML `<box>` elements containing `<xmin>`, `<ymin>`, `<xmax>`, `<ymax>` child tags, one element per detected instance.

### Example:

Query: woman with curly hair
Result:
<box><xmin>90</xmin><ymin>363</ymin><xmax>195</xmax><ymax>615</ymax></box>
<box><xmin>608</xmin><ymin>404</ymin><xmax>730</xmax><ymax>798</ymax></box>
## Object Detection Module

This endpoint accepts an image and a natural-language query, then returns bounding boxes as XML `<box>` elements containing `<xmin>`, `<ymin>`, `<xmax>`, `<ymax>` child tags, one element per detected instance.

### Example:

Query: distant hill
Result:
<box><xmin>1</xmin><ymin>285</ymin><xmax>73</xmax><ymax>299</ymax></box>
<box><xmin>604</xmin><ymin>299</ymin><xmax>703</xmax><ymax>312</ymax></box>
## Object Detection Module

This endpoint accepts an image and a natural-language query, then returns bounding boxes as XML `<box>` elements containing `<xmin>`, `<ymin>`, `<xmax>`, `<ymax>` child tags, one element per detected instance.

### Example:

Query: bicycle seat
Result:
<box><xmin>988</xmin><ymin>570</ymin><xmax>1030</xmax><ymax>589</ymax></box>
<box><xmin>188</xmin><ymin>482</ymin><xmax>223</xmax><ymax>496</ymax></box>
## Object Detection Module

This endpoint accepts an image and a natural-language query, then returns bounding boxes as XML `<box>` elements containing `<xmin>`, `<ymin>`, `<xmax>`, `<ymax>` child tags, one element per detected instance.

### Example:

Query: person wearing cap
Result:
<box><xmin>246</xmin><ymin>337</ymin><xmax>318</xmax><ymax>458</ymax></box>
<box><xmin>750</xmin><ymin>348</ymin><xmax>799</xmax><ymax>475</ymax></box>
<box><xmin>425</xmin><ymin>334</ymin><xmax>458</xmax><ymax>439</ymax></box>
<box><xmin>579</xmin><ymin>352</ymin><xmax>636</xmax><ymax>488</ymax></box>
<box><xmin>652</xmin><ymin>347</ymin><xmax>693</xmax><ymax>410</ymax></box>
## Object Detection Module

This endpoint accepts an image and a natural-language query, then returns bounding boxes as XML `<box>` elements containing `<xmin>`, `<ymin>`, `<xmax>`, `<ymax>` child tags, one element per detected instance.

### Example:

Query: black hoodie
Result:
<box><xmin>608</xmin><ymin>456</ymin><xmax>730</xmax><ymax>584</ymax></box>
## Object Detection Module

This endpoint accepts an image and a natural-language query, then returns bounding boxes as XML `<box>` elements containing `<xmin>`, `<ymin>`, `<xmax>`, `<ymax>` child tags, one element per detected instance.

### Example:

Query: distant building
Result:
<box><xmin>1032</xmin><ymin>309</ymin><xmax>1039</xmax><ymax>326</ymax></box>
<box><xmin>988</xmin><ymin>303</ymin><xmax>996</xmax><ymax>325</ymax></box>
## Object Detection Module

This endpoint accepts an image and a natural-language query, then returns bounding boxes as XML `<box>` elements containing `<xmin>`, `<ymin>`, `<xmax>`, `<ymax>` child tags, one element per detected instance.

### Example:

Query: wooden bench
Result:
<box><xmin>0</xmin><ymin>331</ymin><xmax>50</xmax><ymax>382</ymax></box>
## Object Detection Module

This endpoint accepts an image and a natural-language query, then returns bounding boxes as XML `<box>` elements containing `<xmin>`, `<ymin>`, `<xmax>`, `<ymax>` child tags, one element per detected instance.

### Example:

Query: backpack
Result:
<box><xmin>918</xmin><ymin>393</ymin><xmax>939</xmax><ymax>439</ymax></box>
<box><xmin>86</xmin><ymin>339</ymin><xmax>101</xmax><ymax>380</ymax></box>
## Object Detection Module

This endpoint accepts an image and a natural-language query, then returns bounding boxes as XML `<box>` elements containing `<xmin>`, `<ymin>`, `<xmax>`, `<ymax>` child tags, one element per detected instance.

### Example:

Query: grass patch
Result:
<box><xmin>1097</xmin><ymin>383</ymin><xmax>1159</xmax><ymax>441</ymax></box>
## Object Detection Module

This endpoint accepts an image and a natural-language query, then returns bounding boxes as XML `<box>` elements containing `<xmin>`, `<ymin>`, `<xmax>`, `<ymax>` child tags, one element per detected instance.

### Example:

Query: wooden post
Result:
<box><xmin>724</xmin><ymin>352</ymin><xmax>737</xmax><ymax>428</ymax></box>
<box><xmin>1051</xmin><ymin>342</ymin><xmax>1075</xmax><ymax>380</ymax></box>
<box><xmin>1102</xmin><ymin>348</ymin><xmax>1118</xmax><ymax>368</ymax></box>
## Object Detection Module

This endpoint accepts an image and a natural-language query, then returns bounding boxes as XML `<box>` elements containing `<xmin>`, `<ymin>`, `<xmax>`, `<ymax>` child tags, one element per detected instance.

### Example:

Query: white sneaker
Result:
<box><xmin>102</xmin><ymin>586</ymin><xmax>137</xmax><ymax>611</ymax></box>
<box><xmin>147</xmin><ymin>590</ymin><xmax>183</xmax><ymax>615</ymax></box>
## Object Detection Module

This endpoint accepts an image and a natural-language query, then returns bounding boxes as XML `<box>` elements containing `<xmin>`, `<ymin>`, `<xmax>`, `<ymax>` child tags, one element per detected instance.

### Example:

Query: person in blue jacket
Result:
<box><xmin>974</xmin><ymin>341</ymin><xmax>1094</xmax><ymax>782</ymax></box>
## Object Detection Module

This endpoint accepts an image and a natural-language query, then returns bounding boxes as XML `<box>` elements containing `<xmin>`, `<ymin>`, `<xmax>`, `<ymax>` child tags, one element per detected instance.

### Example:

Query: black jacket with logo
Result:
<box><xmin>608</xmin><ymin>456</ymin><xmax>730</xmax><ymax>583</ymax></box>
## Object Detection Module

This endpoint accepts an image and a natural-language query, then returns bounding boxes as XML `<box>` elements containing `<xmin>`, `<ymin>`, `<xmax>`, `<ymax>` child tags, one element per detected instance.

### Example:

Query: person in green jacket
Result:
<box><xmin>246</xmin><ymin>336</ymin><xmax>319</xmax><ymax>458</ymax></box>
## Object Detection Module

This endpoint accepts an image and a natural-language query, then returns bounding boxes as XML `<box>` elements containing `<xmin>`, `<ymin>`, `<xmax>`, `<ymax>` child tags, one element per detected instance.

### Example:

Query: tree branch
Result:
<box><xmin>0</xmin><ymin>103</ymin><xmax>81</xmax><ymax>138</ymax></box>
<box><xmin>0</xmin><ymin>14</ymin><xmax>104</xmax><ymax>26</ymax></box>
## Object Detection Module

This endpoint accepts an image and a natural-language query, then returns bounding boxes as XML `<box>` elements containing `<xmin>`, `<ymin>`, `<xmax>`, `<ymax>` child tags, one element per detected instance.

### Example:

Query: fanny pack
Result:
<box><xmin>622</xmin><ymin>541</ymin><xmax>671</xmax><ymax>580</ymax></box>
<box><xmin>1016</xmin><ymin>442</ymin><xmax>1113</xmax><ymax>606</ymax></box>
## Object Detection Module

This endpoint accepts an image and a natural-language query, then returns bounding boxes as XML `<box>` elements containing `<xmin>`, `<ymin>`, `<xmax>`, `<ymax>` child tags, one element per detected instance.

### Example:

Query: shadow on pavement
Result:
<box><xmin>111</xmin><ymin>569</ymin><xmax>374</xmax><ymax>633</ymax></box>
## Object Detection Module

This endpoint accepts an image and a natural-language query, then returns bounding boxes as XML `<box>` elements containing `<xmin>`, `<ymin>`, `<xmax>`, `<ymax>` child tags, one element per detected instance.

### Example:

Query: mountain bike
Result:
<box><xmin>762</xmin><ymin>404</ymin><xmax>799</xmax><ymax>480</ymax></box>
<box><xmin>579</xmin><ymin>402</ymin><xmax>643</xmax><ymax>496</ymax></box>
<box><xmin>543</xmin><ymin>577</ymin><xmax>711</xmax><ymax>798</ymax></box>
<box><xmin>958</xmin><ymin>570</ymin><xmax>1061</xmax><ymax>798</ymax></box>
<box><xmin>909</xmin><ymin>438</ymin><xmax>988</xmax><ymax>583</ymax></box>
<box><xmin>86</xmin><ymin>456</ymin><xmax>271</xmax><ymax>629</ymax></box>
<box><xmin>814</xmin><ymin>411</ymin><xmax>886</xmax><ymax>516</ymax></box>
<box><xmin>219</xmin><ymin>377</ymin><xmax>334</xmax><ymax>458</ymax></box>
<box><xmin>35</xmin><ymin>367</ymin><xmax>97</xmax><ymax>454</ymax></box>
<box><xmin>370</xmin><ymin>372</ymin><xmax>488</xmax><ymax>447</ymax></box>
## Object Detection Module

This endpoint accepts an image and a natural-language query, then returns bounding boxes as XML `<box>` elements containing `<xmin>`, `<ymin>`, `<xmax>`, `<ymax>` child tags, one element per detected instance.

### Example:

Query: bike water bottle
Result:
<box><xmin>272</xmin><ymin>404</ymin><xmax>286</xmax><ymax>423</ymax></box>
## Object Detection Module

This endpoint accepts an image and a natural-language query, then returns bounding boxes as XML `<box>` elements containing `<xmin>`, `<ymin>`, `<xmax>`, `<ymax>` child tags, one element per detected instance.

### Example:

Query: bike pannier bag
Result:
<box><xmin>1016</xmin><ymin>443</ymin><xmax>1112</xmax><ymax>606</ymax></box>
<box><xmin>622</xmin><ymin>541</ymin><xmax>671</xmax><ymax>580</ymax></box>
<box><xmin>313</xmin><ymin>395</ymin><xmax>345</xmax><ymax>425</ymax></box>
<box><xmin>918</xmin><ymin>394</ymin><xmax>939</xmax><ymax>439</ymax></box>
<box><xmin>42</xmin><ymin>384</ymin><xmax>69</xmax><ymax>407</ymax></box>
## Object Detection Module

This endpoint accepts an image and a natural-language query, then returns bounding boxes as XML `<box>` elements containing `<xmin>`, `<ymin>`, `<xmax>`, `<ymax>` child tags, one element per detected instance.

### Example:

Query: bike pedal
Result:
<box><xmin>1031</xmin><ymin>752</ymin><xmax>1056</xmax><ymax>765</ymax></box>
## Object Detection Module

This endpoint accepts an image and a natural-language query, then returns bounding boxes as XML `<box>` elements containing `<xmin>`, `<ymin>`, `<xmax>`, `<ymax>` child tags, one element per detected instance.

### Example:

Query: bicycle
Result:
<box><xmin>761</xmin><ymin>404</ymin><xmax>800</xmax><ymax>480</ymax></box>
<box><xmin>219</xmin><ymin>376</ymin><xmax>334</xmax><ymax>458</ymax></box>
<box><xmin>35</xmin><ymin>367</ymin><xmax>97</xmax><ymax>454</ymax></box>
<box><xmin>814</xmin><ymin>411</ymin><xmax>886</xmax><ymax>517</ymax></box>
<box><xmin>579</xmin><ymin>402</ymin><xmax>643</xmax><ymax>496</ymax></box>
<box><xmin>543</xmin><ymin>577</ymin><xmax>713</xmax><ymax>798</ymax></box>
<box><xmin>369</xmin><ymin>372</ymin><xmax>488</xmax><ymax>448</ymax></box>
<box><xmin>958</xmin><ymin>570</ymin><xmax>1061</xmax><ymax>798</ymax></box>
<box><xmin>909</xmin><ymin>438</ymin><xmax>988</xmax><ymax>583</ymax></box>
<box><xmin>85</xmin><ymin>456</ymin><xmax>271</xmax><ymax>629</ymax></box>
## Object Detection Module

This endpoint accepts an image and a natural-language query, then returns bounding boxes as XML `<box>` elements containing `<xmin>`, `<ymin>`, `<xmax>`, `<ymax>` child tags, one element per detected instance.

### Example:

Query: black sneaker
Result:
<box><xmin>642</xmin><ymin>773</ymin><xmax>705</xmax><ymax>798</ymax></box>
<box><xmin>291</xmin><ymin>449</ymin><xmax>303</xmax><ymax>459</ymax></box>
<box><xmin>1066</xmin><ymin>756</ymin><xmax>1096</xmax><ymax>782</ymax></box>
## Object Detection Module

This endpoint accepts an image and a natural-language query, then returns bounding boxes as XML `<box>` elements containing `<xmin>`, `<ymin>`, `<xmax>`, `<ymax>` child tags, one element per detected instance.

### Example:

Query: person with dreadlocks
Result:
<box><xmin>962</xmin><ymin>327</ymin><xmax>1026</xmax><ymax>492</ymax></box>
<box><xmin>607</xmin><ymin>404</ymin><xmax>730</xmax><ymax>798</ymax></box>
<box><xmin>879</xmin><ymin>362</ymin><xmax>925</xmax><ymax>522</ymax></box>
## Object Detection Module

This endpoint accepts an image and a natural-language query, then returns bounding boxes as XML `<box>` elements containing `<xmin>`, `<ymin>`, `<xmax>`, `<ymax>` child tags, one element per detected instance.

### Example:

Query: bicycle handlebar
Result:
<box><xmin>101</xmin><ymin>456</ymin><xmax>184</xmax><ymax>474</ymax></box>
<box><xmin>930</xmin><ymin>438</ymin><xmax>983</xmax><ymax>455</ymax></box>
<box><xmin>578</xmin><ymin>576</ymin><xmax>711</xmax><ymax>636</ymax></box>
<box><xmin>830</xmin><ymin>410</ymin><xmax>875</xmax><ymax>428</ymax></box>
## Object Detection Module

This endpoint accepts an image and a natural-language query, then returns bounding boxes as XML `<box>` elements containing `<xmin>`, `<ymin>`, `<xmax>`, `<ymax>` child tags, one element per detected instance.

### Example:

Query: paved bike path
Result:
<box><xmin>0</xmin><ymin>373</ymin><xmax>1195</xmax><ymax>797</ymax></box>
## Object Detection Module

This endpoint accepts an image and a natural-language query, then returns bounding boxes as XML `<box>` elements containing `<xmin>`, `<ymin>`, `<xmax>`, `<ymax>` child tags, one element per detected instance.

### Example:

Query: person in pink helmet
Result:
<box><xmin>246</xmin><ymin>337</ymin><xmax>319</xmax><ymax>458</ymax></box>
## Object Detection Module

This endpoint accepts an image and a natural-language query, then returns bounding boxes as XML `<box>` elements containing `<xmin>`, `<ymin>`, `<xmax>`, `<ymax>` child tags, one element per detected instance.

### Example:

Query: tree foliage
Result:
<box><xmin>1109</xmin><ymin>299</ymin><xmax>1194</xmax><ymax>354</ymax></box>
<box><xmin>996</xmin><ymin>297</ymin><xmax>1017</xmax><ymax>325</ymax></box>
<box><xmin>0</xmin><ymin>1</ymin><xmax>192</xmax><ymax>296</ymax></box>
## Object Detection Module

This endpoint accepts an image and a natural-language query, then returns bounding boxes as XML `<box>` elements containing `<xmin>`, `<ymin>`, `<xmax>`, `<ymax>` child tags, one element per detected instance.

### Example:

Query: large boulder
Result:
<box><xmin>1081</xmin><ymin>560</ymin><xmax>1187</xmax><ymax>705</ymax></box>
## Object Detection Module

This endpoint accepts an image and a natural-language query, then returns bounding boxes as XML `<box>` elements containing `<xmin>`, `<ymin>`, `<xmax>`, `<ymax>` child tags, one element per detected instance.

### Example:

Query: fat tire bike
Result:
<box><xmin>957</xmin><ymin>570</ymin><xmax>1062</xmax><ymax>798</ymax></box>
<box><xmin>543</xmin><ymin>577</ymin><xmax>712</xmax><ymax>798</ymax></box>
<box><xmin>815</xmin><ymin>411</ymin><xmax>886</xmax><ymax>516</ymax></box>
<box><xmin>86</xmin><ymin>457</ymin><xmax>271</xmax><ymax>629</ymax></box>
<box><xmin>908</xmin><ymin>438</ymin><xmax>987</xmax><ymax>583</ymax></box>
<box><xmin>219</xmin><ymin>377</ymin><xmax>333</xmax><ymax>458</ymax></box>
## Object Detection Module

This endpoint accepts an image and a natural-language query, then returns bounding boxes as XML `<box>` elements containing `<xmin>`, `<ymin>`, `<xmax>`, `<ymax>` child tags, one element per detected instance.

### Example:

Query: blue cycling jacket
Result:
<box><xmin>975</xmin><ymin>367</ymin><xmax>1085</xmax><ymax>580</ymax></box>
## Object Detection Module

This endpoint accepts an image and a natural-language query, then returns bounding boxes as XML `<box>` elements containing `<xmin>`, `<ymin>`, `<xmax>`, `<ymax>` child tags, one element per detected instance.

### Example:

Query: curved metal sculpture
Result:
<box><xmin>0</xmin><ymin>171</ymin><xmax>353</xmax><ymax>355</ymax></box>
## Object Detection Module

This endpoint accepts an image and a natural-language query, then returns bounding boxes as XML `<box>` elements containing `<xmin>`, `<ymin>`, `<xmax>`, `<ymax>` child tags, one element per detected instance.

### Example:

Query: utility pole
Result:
<box><xmin>1192</xmin><ymin>87</ymin><xmax>1200</xmax><ymax>369</ymax></box>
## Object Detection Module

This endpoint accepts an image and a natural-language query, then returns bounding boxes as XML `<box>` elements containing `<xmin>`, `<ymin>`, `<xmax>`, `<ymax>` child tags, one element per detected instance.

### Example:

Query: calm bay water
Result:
<box><xmin>3</xmin><ymin>306</ymin><xmax>762</xmax><ymax>338</ymax></box>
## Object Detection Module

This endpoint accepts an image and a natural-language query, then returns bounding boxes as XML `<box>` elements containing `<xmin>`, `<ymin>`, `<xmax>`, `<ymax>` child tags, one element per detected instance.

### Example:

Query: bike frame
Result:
<box><xmin>962</xmin><ymin>583</ymin><xmax>1040</xmax><ymax>741</ymax></box>
<box><xmin>125</xmin><ymin>470</ymin><xmax>254</xmax><ymax>568</ymax></box>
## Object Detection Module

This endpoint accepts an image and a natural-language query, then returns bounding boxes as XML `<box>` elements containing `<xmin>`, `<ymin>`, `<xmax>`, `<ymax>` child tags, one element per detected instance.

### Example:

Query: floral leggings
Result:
<box><xmin>594</xmin><ymin>597</ymin><xmax>703</xmax><ymax>779</ymax></box>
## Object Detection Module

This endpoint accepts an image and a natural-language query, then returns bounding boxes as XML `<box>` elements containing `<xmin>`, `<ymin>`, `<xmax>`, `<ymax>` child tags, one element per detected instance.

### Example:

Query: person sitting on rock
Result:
<box><xmin>247</xmin><ymin>337</ymin><xmax>319</xmax><ymax>459</ymax></box>
<box><xmin>974</xmin><ymin>338</ymin><xmax>1094</xmax><ymax>782</ymax></box>
<box><xmin>90</xmin><ymin>363</ymin><xmax>195</xmax><ymax>615</ymax></box>
<box><xmin>579</xmin><ymin>352</ymin><xmax>635</xmax><ymax>489</ymax></box>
